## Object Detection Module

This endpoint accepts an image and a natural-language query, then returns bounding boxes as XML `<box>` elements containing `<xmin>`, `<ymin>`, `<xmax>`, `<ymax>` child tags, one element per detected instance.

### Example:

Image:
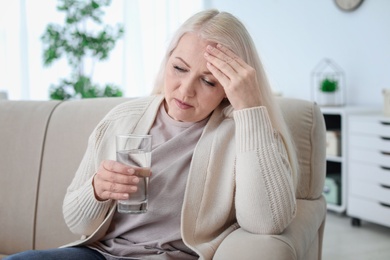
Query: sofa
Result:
<box><xmin>0</xmin><ymin>96</ymin><xmax>326</xmax><ymax>259</ymax></box>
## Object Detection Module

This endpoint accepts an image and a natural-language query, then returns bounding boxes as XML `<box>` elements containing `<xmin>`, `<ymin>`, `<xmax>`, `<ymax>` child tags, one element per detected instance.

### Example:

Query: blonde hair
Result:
<box><xmin>152</xmin><ymin>9</ymin><xmax>298</xmax><ymax>188</ymax></box>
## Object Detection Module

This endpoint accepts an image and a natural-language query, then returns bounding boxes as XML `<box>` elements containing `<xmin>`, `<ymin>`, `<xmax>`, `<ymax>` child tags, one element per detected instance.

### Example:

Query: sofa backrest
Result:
<box><xmin>0</xmin><ymin>100</ymin><xmax>61</xmax><ymax>255</ymax></box>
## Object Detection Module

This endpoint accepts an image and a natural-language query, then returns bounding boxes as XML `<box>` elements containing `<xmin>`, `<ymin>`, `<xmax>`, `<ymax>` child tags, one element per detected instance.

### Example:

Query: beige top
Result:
<box><xmin>62</xmin><ymin>95</ymin><xmax>297</xmax><ymax>260</ymax></box>
<box><xmin>90</xmin><ymin>104</ymin><xmax>208</xmax><ymax>259</ymax></box>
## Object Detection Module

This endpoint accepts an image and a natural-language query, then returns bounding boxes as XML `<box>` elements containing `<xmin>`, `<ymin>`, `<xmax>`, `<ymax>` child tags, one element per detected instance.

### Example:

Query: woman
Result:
<box><xmin>6</xmin><ymin>9</ymin><xmax>298</xmax><ymax>260</ymax></box>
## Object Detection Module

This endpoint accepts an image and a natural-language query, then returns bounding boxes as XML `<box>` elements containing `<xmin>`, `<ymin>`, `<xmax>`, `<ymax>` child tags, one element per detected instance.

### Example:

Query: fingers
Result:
<box><xmin>215</xmin><ymin>44</ymin><xmax>245</xmax><ymax>66</ymax></box>
<box><xmin>102</xmin><ymin>160</ymin><xmax>151</xmax><ymax>177</ymax></box>
<box><xmin>92</xmin><ymin>160</ymin><xmax>151</xmax><ymax>201</ymax></box>
<box><xmin>204</xmin><ymin>46</ymin><xmax>236</xmax><ymax>80</ymax></box>
<box><xmin>205</xmin><ymin>58</ymin><xmax>230</xmax><ymax>88</ymax></box>
<box><xmin>93</xmin><ymin>170</ymin><xmax>137</xmax><ymax>201</ymax></box>
<box><xmin>204</xmin><ymin>44</ymin><xmax>246</xmax><ymax>73</ymax></box>
<box><xmin>102</xmin><ymin>159</ymin><xmax>134</xmax><ymax>175</ymax></box>
<box><xmin>204</xmin><ymin>44</ymin><xmax>247</xmax><ymax>89</ymax></box>
<box><xmin>204</xmin><ymin>43</ymin><xmax>262</xmax><ymax>110</ymax></box>
<box><xmin>94</xmin><ymin>178</ymin><xmax>136</xmax><ymax>201</ymax></box>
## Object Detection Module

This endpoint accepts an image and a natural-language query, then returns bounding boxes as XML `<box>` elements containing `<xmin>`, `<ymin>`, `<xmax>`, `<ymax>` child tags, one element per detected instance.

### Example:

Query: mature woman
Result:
<box><xmin>6</xmin><ymin>9</ymin><xmax>298</xmax><ymax>260</ymax></box>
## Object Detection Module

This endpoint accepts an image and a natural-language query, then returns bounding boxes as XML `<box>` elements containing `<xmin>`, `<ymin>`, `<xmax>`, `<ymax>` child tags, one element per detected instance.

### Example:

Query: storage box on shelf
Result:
<box><xmin>323</xmin><ymin>174</ymin><xmax>341</xmax><ymax>205</ymax></box>
<box><xmin>347</xmin><ymin>113</ymin><xmax>390</xmax><ymax>227</ymax></box>
<box><xmin>326</xmin><ymin>131</ymin><xmax>341</xmax><ymax>157</ymax></box>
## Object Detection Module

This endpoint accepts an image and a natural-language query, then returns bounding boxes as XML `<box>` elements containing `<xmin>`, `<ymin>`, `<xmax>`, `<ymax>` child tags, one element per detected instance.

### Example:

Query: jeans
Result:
<box><xmin>3</xmin><ymin>246</ymin><xmax>105</xmax><ymax>260</ymax></box>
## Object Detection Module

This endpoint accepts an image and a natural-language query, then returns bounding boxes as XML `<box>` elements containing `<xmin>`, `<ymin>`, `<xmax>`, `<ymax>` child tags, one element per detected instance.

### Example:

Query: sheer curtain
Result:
<box><xmin>0</xmin><ymin>0</ymin><xmax>205</xmax><ymax>100</ymax></box>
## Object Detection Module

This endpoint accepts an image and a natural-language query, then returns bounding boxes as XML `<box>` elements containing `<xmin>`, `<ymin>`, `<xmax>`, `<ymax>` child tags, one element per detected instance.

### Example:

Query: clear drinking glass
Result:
<box><xmin>116</xmin><ymin>134</ymin><xmax>152</xmax><ymax>214</ymax></box>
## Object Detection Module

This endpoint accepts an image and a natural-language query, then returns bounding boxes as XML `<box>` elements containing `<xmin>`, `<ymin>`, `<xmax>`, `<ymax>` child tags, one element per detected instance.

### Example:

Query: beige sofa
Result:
<box><xmin>0</xmin><ymin>97</ymin><xmax>326</xmax><ymax>259</ymax></box>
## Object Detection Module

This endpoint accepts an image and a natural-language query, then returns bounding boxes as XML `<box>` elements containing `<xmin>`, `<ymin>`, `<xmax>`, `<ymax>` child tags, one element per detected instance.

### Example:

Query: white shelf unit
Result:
<box><xmin>321</xmin><ymin>107</ymin><xmax>347</xmax><ymax>213</ymax></box>
<box><xmin>320</xmin><ymin>106</ymin><xmax>376</xmax><ymax>213</ymax></box>
<box><xmin>347</xmin><ymin>113</ymin><xmax>390</xmax><ymax>227</ymax></box>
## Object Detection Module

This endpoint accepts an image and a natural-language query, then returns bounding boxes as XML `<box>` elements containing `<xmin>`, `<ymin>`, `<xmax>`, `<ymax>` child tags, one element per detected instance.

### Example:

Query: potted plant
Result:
<box><xmin>319</xmin><ymin>77</ymin><xmax>339</xmax><ymax>106</ymax></box>
<box><xmin>41</xmin><ymin>0</ymin><xmax>124</xmax><ymax>100</ymax></box>
<box><xmin>320</xmin><ymin>78</ymin><xmax>338</xmax><ymax>93</ymax></box>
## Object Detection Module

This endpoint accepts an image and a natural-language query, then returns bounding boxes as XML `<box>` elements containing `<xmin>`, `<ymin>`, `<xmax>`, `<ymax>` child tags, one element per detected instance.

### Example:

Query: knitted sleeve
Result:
<box><xmin>62</xmin><ymin>97</ymin><xmax>153</xmax><ymax>236</ymax></box>
<box><xmin>62</xmin><ymin>117</ymin><xmax>114</xmax><ymax>236</ymax></box>
<box><xmin>233</xmin><ymin>106</ymin><xmax>296</xmax><ymax>235</ymax></box>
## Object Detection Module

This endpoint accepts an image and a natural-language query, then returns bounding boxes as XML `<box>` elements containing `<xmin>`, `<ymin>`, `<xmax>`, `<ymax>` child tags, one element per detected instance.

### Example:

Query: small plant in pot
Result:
<box><xmin>318</xmin><ymin>77</ymin><xmax>339</xmax><ymax>106</ymax></box>
<box><xmin>320</xmin><ymin>78</ymin><xmax>338</xmax><ymax>93</ymax></box>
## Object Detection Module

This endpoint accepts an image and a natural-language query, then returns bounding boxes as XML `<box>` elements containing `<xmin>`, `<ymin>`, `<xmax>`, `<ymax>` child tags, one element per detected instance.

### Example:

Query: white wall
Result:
<box><xmin>208</xmin><ymin>0</ymin><xmax>390</xmax><ymax>106</ymax></box>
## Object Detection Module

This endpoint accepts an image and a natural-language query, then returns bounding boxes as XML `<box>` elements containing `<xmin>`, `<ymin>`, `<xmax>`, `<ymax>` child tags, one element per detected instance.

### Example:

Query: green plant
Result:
<box><xmin>41</xmin><ymin>0</ymin><xmax>124</xmax><ymax>100</ymax></box>
<box><xmin>320</xmin><ymin>78</ymin><xmax>338</xmax><ymax>93</ymax></box>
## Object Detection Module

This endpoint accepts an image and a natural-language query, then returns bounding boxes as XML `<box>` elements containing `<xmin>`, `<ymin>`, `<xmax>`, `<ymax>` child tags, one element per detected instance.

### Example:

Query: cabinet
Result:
<box><xmin>320</xmin><ymin>107</ymin><xmax>374</xmax><ymax>213</ymax></box>
<box><xmin>347</xmin><ymin>114</ymin><xmax>390</xmax><ymax>227</ymax></box>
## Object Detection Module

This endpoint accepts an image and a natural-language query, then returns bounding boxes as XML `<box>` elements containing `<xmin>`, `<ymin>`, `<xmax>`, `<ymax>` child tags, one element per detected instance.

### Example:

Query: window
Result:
<box><xmin>0</xmin><ymin>0</ymin><xmax>204</xmax><ymax>100</ymax></box>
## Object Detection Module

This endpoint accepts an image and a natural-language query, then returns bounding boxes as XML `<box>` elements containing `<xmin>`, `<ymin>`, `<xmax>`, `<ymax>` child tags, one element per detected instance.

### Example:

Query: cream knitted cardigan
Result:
<box><xmin>62</xmin><ymin>95</ymin><xmax>296</xmax><ymax>259</ymax></box>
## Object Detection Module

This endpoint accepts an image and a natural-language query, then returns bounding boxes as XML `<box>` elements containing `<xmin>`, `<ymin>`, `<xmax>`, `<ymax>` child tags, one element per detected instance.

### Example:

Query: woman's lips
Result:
<box><xmin>174</xmin><ymin>99</ymin><xmax>193</xmax><ymax>110</ymax></box>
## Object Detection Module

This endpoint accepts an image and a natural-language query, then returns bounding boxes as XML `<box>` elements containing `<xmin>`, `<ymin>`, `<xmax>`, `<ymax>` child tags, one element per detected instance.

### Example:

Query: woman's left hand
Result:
<box><xmin>204</xmin><ymin>44</ymin><xmax>262</xmax><ymax>110</ymax></box>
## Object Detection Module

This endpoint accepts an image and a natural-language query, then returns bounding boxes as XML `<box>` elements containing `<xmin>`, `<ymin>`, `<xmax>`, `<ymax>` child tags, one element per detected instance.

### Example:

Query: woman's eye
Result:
<box><xmin>202</xmin><ymin>78</ymin><xmax>215</xmax><ymax>87</ymax></box>
<box><xmin>174</xmin><ymin>65</ymin><xmax>186</xmax><ymax>72</ymax></box>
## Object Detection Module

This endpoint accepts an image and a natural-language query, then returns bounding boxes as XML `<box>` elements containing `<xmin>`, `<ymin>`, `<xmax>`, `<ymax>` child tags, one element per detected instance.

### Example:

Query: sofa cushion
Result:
<box><xmin>0</xmin><ymin>100</ymin><xmax>60</xmax><ymax>255</ymax></box>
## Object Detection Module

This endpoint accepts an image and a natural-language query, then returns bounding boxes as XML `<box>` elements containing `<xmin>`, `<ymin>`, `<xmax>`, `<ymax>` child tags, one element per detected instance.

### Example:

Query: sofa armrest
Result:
<box><xmin>214</xmin><ymin>197</ymin><xmax>327</xmax><ymax>260</ymax></box>
<box><xmin>214</xmin><ymin>228</ymin><xmax>296</xmax><ymax>260</ymax></box>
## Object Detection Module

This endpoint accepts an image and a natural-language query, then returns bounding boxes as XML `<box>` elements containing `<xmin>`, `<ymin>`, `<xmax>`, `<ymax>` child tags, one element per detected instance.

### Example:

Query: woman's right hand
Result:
<box><xmin>92</xmin><ymin>160</ymin><xmax>151</xmax><ymax>201</ymax></box>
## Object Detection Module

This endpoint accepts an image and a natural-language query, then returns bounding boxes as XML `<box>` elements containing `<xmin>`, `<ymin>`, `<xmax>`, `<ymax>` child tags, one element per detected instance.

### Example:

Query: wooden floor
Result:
<box><xmin>323</xmin><ymin>212</ymin><xmax>390</xmax><ymax>260</ymax></box>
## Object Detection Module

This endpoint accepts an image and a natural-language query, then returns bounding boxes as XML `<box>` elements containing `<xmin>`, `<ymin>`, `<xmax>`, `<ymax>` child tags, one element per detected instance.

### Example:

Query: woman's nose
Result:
<box><xmin>179</xmin><ymin>77</ymin><xmax>196</xmax><ymax>97</ymax></box>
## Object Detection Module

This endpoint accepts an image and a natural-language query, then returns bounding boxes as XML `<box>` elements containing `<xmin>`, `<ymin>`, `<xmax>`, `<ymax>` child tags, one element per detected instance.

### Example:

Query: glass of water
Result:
<box><xmin>116</xmin><ymin>134</ymin><xmax>152</xmax><ymax>214</ymax></box>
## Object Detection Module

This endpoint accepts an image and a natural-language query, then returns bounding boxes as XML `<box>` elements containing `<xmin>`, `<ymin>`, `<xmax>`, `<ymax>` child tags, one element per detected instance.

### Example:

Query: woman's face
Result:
<box><xmin>163</xmin><ymin>33</ymin><xmax>226</xmax><ymax>122</ymax></box>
